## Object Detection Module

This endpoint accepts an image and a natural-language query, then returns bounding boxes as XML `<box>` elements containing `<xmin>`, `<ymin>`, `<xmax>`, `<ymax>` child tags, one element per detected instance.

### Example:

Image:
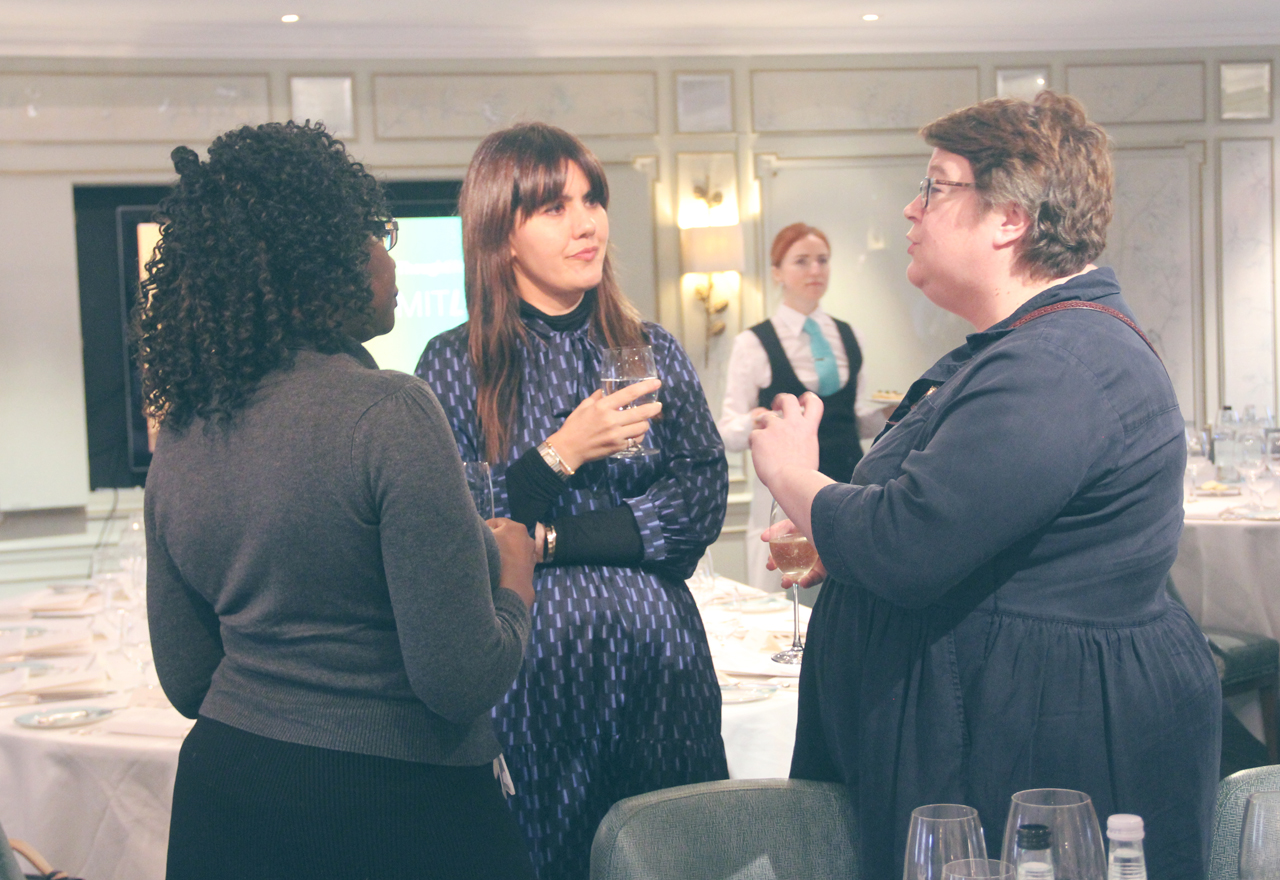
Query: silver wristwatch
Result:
<box><xmin>537</xmin><ymin>440</ymin><xmax>575</xmax><ymax>480</ymax></box>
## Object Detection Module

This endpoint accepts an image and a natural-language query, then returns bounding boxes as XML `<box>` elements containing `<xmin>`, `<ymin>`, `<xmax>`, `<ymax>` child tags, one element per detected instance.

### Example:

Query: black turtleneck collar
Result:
<box><xmin>519</xmin><ymin>289</ymin><xmax>596</xmax><ymax>332</ymax></box>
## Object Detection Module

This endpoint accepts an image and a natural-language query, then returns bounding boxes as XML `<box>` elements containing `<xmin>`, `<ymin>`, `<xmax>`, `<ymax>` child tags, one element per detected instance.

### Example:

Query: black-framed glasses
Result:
<box><xmin>918</xmin><ymin>178</ymin><xmax>975</xmax><ymax>211</ymax></box>
<box><xmin>368</xmin><ymin>218</ymin><xmax>398</xmax><ymax>251</ymax></box>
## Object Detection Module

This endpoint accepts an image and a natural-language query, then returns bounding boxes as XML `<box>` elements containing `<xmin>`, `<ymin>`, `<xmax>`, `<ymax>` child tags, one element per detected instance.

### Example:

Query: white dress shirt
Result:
<box><xmin>715</xmin><ymin>304</ymin><xmax>889</xmax><ymax>591</ymax></box>
<box><xmin>717</xmin><ymin>303</ymin><xmax>886</xmax><ymax>451</ymax></box>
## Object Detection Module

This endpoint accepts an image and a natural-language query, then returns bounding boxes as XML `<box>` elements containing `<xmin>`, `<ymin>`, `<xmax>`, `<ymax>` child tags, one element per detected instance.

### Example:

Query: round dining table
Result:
<box><xmin>0</xmin><ymin>576</ymin><xmax>804</xmax><ymax>880</ymax></box>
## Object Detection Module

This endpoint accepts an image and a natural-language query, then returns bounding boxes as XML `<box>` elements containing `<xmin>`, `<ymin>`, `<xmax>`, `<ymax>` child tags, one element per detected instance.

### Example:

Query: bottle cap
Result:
<box><xmin>1016</xmin><ymin>823</ymin><xmax>1052</xmax><ymax>850</ymax></box>
<box><xmin>1107</xmin><ymin>814</ymin><xmax>1144</xmax><ymax>841</ymax></box>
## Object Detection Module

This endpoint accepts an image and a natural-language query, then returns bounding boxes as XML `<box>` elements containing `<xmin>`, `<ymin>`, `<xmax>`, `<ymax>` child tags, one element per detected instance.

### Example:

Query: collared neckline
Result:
<box><xmin>773</xmin><ymin>301</ymin><xmax>829</xmax><ymax>338</ymax></box>
<box><xmin>520</xmin><ymin>288</ymin><xmax>596</xmax><ymax>337</ymax></box>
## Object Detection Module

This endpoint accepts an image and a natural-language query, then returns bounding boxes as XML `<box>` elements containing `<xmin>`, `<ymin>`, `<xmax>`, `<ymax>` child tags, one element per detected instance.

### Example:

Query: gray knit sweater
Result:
<box><xmin>144</xmin><ymin>346</ymin><xmax>531</xmax><ymax>766</ymax></box>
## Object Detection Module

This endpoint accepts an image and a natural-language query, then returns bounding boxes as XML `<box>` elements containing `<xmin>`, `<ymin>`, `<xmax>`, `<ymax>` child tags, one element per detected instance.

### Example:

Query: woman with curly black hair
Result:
<box><xmin>136</xmin><ymin>121</ymin><xmax>537</xmax><ymax>880</ymax></box>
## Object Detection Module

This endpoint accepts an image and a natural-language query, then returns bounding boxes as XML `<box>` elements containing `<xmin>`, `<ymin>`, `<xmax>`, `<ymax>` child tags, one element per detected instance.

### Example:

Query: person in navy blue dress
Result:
<box><xmin>751</xmin><ymin>92</ymin><xmax>1221</xmax><ymax>880</ymax></box>
<box><xmin>415</xmin><ymin>122</ymin><xmax>728</xmax><ymax>880</ymax></box>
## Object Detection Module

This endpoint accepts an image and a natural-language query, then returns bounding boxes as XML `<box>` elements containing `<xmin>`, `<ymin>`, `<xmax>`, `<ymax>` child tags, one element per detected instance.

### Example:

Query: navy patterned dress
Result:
<box><xmin>417</xmin><ymin>313</ymin><xmax>729</xmax><ymax>880</ymax></box>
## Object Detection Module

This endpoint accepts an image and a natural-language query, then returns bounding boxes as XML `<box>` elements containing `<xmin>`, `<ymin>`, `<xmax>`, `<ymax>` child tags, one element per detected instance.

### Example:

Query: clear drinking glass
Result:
<box><xmin>767</xmin><ymin>500</ymin><xmax>814</xmax><ymax>665</ymax></box>
<box><xmin>903</xmin><ymin>804</ymin><xmax>988</xmax><ymax>880</ymax></box>
<box><xmin>942</xmin><ymin>859</ymin><xmax>1014</xmax><ymax>880</ymax></box>
<box><xmin>600</xmin><ymin>345</ymin><xmax>659</xmax><ymax>458</ymax></box>
<box><xmin>1001</xmin><ymin>789</ymin><xmax>1106</xmax><ymax>880</ymax></box>
<box><xmin>1240</xmin><ymin>791</ymin><xmax>1280</xmax><ymax>880</ymax></box>
<box><xmin>462</xmin><ymin>462</ymin><xmax>494</xmax><ymax>519</ymax></box>
<box><xmin>1239</xmin><ymin>429</ymin><xmax>1269</xmax><ymax>509</ymax></box>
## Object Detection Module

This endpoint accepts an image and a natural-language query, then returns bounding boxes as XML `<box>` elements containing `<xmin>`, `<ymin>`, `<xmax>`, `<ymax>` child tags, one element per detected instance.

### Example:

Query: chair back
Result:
<box><xmin>1211</xmin><ymin>764</ymin><xmax>1280</xmax><ymax>880</ymax></box>
<box><xmin>0</xmin><ymin>818</ymin><xmax>24</xmax><ymax>880</ymax></box>
<box><xmin>590</xmin><ymin>778</ymin><xmax>858</xmax><ymax>880</ymax></box>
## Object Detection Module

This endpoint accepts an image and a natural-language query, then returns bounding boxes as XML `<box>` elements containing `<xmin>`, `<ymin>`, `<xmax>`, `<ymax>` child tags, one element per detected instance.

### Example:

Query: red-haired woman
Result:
<box><xmin>717</xmin><ymin>222</ymin><xmax>890</xmax><ymax>590</ymax></box>
<box><xmin>416</xmin><ymin>122</ymin><xmax>728</xmax><ymax>880</ymax></box>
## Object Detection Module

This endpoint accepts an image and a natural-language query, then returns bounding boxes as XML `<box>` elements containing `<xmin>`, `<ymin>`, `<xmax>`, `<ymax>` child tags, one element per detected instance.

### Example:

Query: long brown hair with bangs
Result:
<box><xmin>460</xmin><ymin>122</ymin><xmax>646</xmax><ymax>463</ymax></box>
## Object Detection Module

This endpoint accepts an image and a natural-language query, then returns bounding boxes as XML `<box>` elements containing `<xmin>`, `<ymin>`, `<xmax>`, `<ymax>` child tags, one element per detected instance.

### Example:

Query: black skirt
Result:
<box><xmin>166</xmin><ymin>716</ymin><xmax>535</xmax><ymax>880</ymax></box>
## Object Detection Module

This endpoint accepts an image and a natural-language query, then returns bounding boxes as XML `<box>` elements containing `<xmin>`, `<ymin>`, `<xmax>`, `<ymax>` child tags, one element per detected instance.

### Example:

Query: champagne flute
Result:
<box><xmin>463</xmin><ymin>462</ymin><xmax>494</xmax><ymax>519</ymax></box>
<box><xmin>600</xmin><ymin>345</ymin><xmax>659</xmax><ymax>458</ymax></box>
<box><xmin>903</xmin><ymin>804</ymin><xmax>988</xmax><ymax>880</ymax></box>
<box><xmin>1240</xmin><ymin>791</ymin><xmax>1280</xmax><ymax>880</ymax></box>
<box><xmin>768</xmin><ymin>500</ymin><xmax>815</xmax><ymax>665</ymax></box>
<box><xmin>1001</xmin><ymin>789</ymin><xmax>1106</xmax><ymax>880</ymax></box>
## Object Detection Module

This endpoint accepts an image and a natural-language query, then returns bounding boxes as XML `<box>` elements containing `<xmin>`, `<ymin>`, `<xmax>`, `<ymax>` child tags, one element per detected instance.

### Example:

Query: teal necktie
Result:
<box><xmin>804</xmin><ymin>316</ymin><xmax>841</xmax><ymax>396</ymax></box>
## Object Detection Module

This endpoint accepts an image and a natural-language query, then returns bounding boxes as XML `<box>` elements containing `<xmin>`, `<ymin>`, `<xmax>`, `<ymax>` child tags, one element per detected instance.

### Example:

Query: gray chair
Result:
<box><xmin>589</xmin><ymin>778</ymin><xmax>859</xmax><ymax>880</ymax></box>
<box><xmin>1210</xmin><ymin>764</ymin><xmax>1280</xmax><ymax>880</ymax></box>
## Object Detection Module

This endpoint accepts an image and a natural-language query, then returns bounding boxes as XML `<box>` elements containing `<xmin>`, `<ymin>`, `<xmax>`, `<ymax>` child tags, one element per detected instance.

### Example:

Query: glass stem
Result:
<box><xmin>791</xmin><ymin>585</ymin><xmax>802</xmax><ymax>649</ymax></box>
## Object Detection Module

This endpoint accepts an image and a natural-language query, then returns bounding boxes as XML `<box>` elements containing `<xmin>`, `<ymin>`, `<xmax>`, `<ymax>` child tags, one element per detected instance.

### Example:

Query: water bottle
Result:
<box><xmin>1013</xmin><ymin>823</ymin><xmax>1054</xmax><ymax>880</ymax></box>
<box><xmin>1214</xmin><ymin>406</ymin><xmax>1239</xmax><ymax>482</ymax></box>
<box><xmin>1106</xmin><ymin>814</ymin><xmax>1147</xmax><ymax>880</ymax></box>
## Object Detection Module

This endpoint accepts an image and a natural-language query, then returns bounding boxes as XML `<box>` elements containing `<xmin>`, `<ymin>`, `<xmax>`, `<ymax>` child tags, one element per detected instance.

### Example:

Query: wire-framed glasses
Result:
<box><xmin>919</xmin><ymin>178</ymin><xmax>975</xmax><ymax>211</ymax></box>
<box><xmin>368</xmin><ymin>218</ymin><xmax>399</xmax><ymax>251</ymax></box>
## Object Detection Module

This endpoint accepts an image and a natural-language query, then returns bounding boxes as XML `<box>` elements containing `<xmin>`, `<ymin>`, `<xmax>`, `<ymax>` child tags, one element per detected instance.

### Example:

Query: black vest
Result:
<box><xmin>751</xmin><ymin>317</ymin><xmax>864</xmax><ymax>483</ymax></box>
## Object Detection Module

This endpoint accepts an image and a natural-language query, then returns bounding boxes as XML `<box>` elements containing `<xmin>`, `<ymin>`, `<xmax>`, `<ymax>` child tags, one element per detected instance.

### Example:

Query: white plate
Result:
<box><xmin>15</xmin><ymin>706</ymin><xmax>114</xmax><ymax>729</ymax></box>
<box><xmin>1241</xmin><ymin>508</ymin><xmax>1280</xmax><ymax>521</ymax></box>
<box><xmin>720</xmin><ymin>683</ymin><xmax>776</xmax><ymax>704</ymax></box>
<box><xmin>0</xmin><ymin>660</ymin><xmax>53</xmax><ymax>676</ymax></box>
<box><xmin>709</xmin><ymin>595</ymin><xmax>792</xmax><ymax>614</ymax></box>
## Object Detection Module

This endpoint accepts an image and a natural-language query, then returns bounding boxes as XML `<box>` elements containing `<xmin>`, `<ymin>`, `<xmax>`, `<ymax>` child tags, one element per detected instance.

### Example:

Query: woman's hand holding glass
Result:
<box><xmin>546</xmin><ymin>378</ymin><xmax>662</xmax><ymax>469</ymax></box>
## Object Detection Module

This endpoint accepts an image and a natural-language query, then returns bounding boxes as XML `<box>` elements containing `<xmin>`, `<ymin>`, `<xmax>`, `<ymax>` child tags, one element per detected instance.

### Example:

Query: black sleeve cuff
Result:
<box><xmin>505</xmin><ymin>446</ymin><xmax>569</xmax><ymax>529</ymax></box>
<box><xmin>552</xmin><ymin>505</ymin><xmax>644</xmax><ymax>567</ymax></box>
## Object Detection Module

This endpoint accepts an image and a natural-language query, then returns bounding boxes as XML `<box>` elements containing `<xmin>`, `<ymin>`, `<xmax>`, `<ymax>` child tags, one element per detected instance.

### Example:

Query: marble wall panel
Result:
<box><xmin>751</xmin><ymin>68</ymin><xmax>979</xmax><ymax>132</ymax></box>
<box><xmin>0</xmin><ymin>74</ymin><xmax>269</xmax><ymax>142</ymax></box>
<box><xmin>373</xmin><ymin>73</ymin><xmax>657</xmax><ymax>139</ymax></box>
<box><xmin>1220</xmin><ymin>139</ymin><xmax>1276</xmax><ymax>413</ymax></box>
<box><xmin>1100</xmin><ymin>148</ymin><xmax>1199</xmax><ymax>416</ymax></box>
<box><xmin>1066</xmin><ymin>63</ymin><xmax>1205</xmax><ymax>123</ymax></box>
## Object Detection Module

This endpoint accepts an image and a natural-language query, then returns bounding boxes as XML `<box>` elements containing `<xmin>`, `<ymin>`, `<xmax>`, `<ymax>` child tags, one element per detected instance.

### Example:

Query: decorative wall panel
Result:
<box><xmin>0</xmin><ymin>74</ymin><xmax>269</xmax><ymax>142</ymax></box>
<box><xmin>373</xmin><ymin>73</ymin><xmax>657</xmax><ymax>139</ymax></box>
<box><xmin>1100</xmin><ymin>147</ymin><xmax>1200</xmax><ymax>416</ymax></box>
<box><xmin>1220</xmin><ymin>139</ymin><xmax>1276</xmax><ymax>412</ymax></box>
<box><xmin>751</xmin><ymin>68</ymin><xmax>979</xmax><ymax>132</ymax></box>
<box><xmin>1065</xmin><ymin>63</ymin><xmax>1205</xmax><ymax>123</ymax></box>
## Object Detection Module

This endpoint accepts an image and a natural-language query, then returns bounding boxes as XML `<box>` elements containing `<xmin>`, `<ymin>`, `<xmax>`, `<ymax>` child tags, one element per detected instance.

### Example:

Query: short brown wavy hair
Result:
<box><xmin>920</xmin><ymin>90</ymin><xmax>1113</xmax><ymax>281</ymax></box>
<box><xmin>132</xmin><ymin>121</ymin><xmax>390</xmax><ymax>429</ymax></box>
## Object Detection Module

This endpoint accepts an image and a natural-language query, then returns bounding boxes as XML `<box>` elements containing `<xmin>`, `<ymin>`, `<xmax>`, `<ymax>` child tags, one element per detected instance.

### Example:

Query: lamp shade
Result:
<box><xmin>680</xmin><ymin>224</ymin><xmax>745</xmax><ymax>274</ymax></box>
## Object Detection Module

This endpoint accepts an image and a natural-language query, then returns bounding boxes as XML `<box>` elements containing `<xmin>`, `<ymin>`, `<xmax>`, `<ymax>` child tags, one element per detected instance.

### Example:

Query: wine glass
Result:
<box><xmin>767</xmin><ymin>501</ymin><xmax>815</xmax><ymax>665</ymax></box>
<box><xmin>600</xmin><ymin>345</ymin><xmax>659</xmax><ymax>458</ymax></box>
<box><xmin>942</xmin><ymin>860</ymin><xmax>1014</xmax><ymax>880</ymax></box>
<box><xmin>903</xmin><ymin>804</ymin><xmax>988</xmax><ymax>880</ymax></box>
<box><xmin>1239</xmin><ymin>429</ymin><xmax>1268</xmax><ymax>509</ymax></box>
<box><xmin>462</xmin><ymin>461</ymin><xmax>494</xmax><ymax>519</ymax></box>
<box><xmin>1001</xmin><ymin>789</ymin><xmax>1106</xmax><ymax>880</ymax></box>
<box><xmin>1240</xmin><ymin>791</ymin><xmax>1280</xmax><ymax>880</ymax></box>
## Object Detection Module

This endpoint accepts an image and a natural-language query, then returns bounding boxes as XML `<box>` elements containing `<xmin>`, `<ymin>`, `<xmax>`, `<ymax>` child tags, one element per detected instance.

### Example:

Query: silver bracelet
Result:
<box><xmin>537</xmin><ymin>440</ymin><xmax>574</xmax><ymax>480</ymax></box>
<box><xmin>543</xmin><ymin>523</ymin><xmax>557</xmax><ymax>563</ymax></box>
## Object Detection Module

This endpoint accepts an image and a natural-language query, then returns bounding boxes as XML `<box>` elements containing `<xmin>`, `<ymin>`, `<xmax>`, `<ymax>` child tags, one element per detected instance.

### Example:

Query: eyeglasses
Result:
<box><xmin>918</xmin><ymin>178</ymin><xmax>975</xmax><ymax>211</ymax></box>
<box><xmin>369</xmin><ymin>218</ymin><xmax>398</xmax><ymax>251</ymax></box>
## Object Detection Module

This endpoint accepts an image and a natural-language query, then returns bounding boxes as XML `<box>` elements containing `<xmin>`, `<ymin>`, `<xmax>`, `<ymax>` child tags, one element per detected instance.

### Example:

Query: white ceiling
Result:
<box><xmin>1</xmin><ymin>0</ymin><xmax>1279</xmax><ymax>59</ymax></box>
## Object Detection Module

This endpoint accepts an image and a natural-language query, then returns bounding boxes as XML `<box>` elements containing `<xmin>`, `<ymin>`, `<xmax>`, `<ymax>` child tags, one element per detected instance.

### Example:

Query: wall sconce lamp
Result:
<box><xmin>680</xmin><ymin>223</ymin><xmax>745</xmax><ymax>361</ymax></box>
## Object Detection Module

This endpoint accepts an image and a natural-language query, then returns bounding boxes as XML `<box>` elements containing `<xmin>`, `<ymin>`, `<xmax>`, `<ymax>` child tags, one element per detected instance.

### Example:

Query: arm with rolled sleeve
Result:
<box><xmin>810</xmin><ymin>337</ymin><xmax>1121</xmax><ymax>609</ymax></box>
<box><xmin>358</xmin><ymin>384</ymin><xmax>530</xmax><ymax>724</ymax></box>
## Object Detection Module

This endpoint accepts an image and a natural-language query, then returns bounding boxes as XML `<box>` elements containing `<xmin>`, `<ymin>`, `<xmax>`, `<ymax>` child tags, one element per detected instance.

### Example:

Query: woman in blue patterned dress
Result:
<box><xmin>415</xmin><ymin>122</ymin><xmax>729</xmax><ymax>880</ymax></box>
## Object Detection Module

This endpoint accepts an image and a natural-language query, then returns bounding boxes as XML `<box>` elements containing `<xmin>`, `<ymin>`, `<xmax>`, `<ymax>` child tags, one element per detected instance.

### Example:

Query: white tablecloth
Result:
<box><xmin>0</xmin><ymin>579</ymin><xmax>804</xmax><ymax>880</ymax></box>
<box><xmin>1173</xmin><ymin>494</ymin><xmax>1280</xmax><ymax>636</ymax></box>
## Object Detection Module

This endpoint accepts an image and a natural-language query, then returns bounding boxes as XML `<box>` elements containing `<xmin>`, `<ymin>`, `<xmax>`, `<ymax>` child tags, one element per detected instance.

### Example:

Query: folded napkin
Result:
<box><xmin>22</xmin><ymin>623</ymin><xmax>95</xmax><ymax>657</ymax></box>
<box><xmin>98</xmin><ymin>706</ymin><xmax>195</xmax><ymax>738</ymax></box>
<box><xmin>0</xmin><ymin>657</ymin><xmax>107</xmax><ymax>699</ymax></box>
<box><xmin>0</xmin><ymin>588</ymin><xmax>102</xmax><ymax>618</ymax></box>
